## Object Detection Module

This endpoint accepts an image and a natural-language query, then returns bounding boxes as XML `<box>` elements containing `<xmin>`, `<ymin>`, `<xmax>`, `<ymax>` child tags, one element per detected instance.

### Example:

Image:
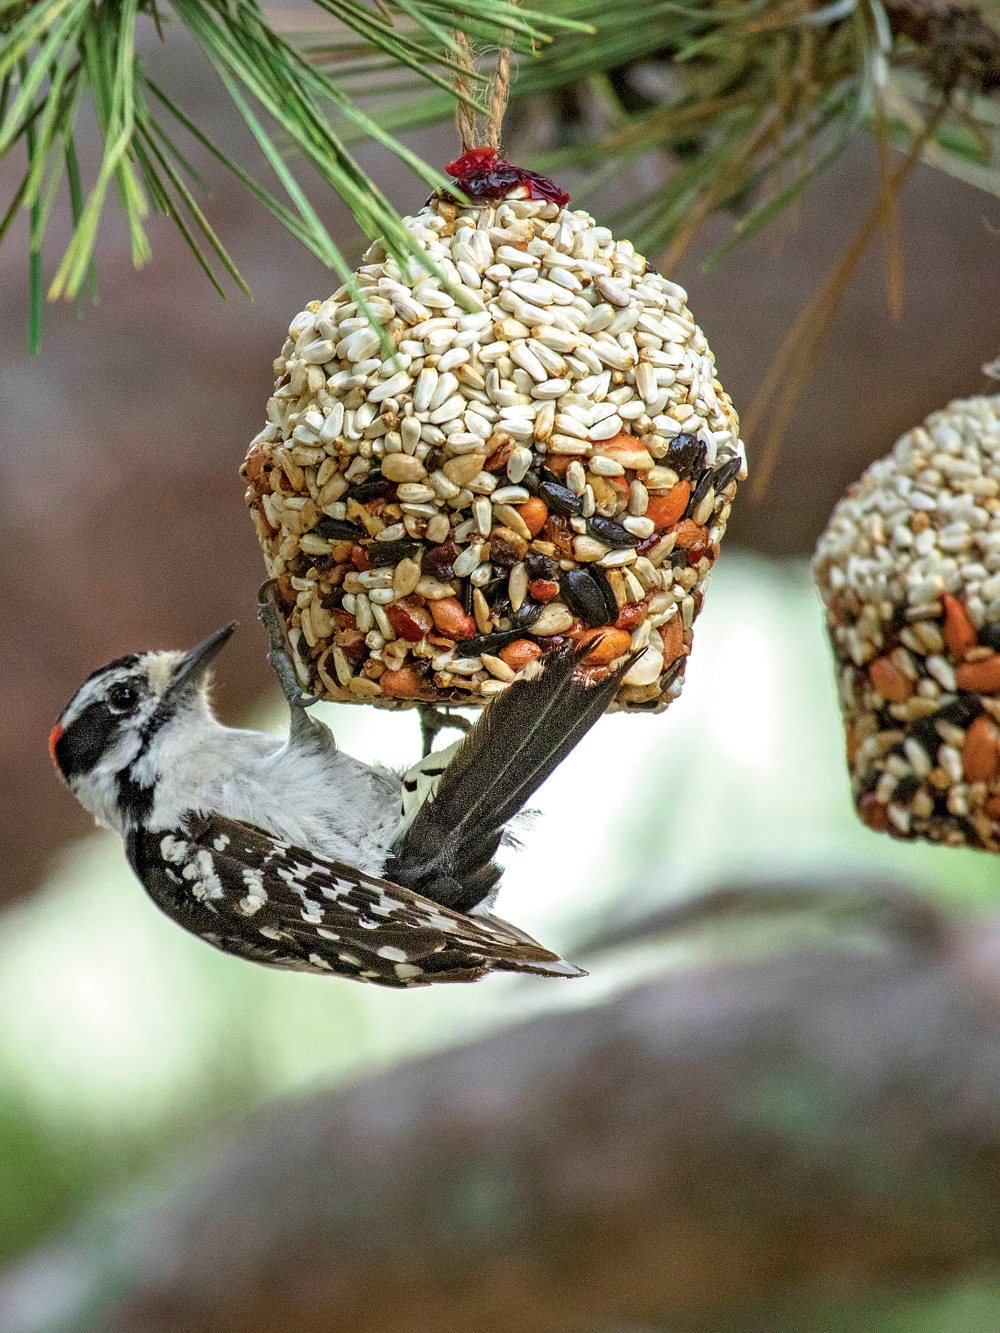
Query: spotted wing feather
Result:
<box><xmin>127</xmin><ymin>813</ymin><xmax>585</xmax><ymax>988</ymax></box>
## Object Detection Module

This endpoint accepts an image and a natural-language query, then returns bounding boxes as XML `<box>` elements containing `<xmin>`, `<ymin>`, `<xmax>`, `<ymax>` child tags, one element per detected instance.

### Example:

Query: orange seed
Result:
<box><xmin>578</xmin><ymin>628</ymin><xmax>631</xmax><ymax>664</ymax></box>
<box><xmin>379</xmin><ymin>666</ymin><xmax>425</xmax><ymax>698</ymax></box>
<box><xmin>516</xmin><ymin>497</ymin><xmax>549</xmax><ymax>539</ymax></box>
<box><xmin>858</xmin><ymin>794</ymin><xmax>890</xmax><ymax>832</ymax></box>
<box><xmin>646</xmin><ymin>482</ymin><xmax>690</xmax><ymax>531</ymax></box>
<box><xmin>963</xmin><ymin>714</ymin><xmax>1000</xmax><ymax>782</ymax></box>
<box><xmin>942</xmin><ymin>593</ymin><xmax>978</xmax><ymax>658</ymax></box>
<box><xmin>869</xmin><ymin>655</ymin><xmax>913</xmax><ymax>703</ymax></box>
<box><xmin>499</xmin><ymin>639</ymin><xmax>542</xmax><ymax>673</ymax></box>
<box><xmin>956</xmin><ymin>656</ymin><xmax>1000</xmax><ymax>693</ymax></box>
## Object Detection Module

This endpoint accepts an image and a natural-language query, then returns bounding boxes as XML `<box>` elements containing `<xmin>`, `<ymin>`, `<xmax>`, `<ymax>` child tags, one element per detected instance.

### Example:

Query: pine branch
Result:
<box><xmin>4</xmin><ymin>0</ymin><xmax>1000</xmax><ymax>364</ymax></box>
<box><xmin>0</xmin><ymin>0</ymin><xmax>591</xmax><ymax>350</ymax></box>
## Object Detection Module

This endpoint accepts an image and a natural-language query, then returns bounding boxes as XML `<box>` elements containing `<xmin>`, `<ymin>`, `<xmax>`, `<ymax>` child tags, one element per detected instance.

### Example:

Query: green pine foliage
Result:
<box><xmin>2</xmin><ymin>0</ymin><xmax>1000</xmax><ymax>354</ymax></box>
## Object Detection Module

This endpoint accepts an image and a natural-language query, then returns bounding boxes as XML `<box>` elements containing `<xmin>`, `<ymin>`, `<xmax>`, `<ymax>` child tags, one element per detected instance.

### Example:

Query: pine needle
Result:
<box><xmin>747</xmin><ymin>96</ymin><xmax>949</xmax><ymax>504</ymax></box>
<box><xmin>874</xmin><ymin>86</ymin><xmax>904</xmax><ymax>323</ymax></box>
<box><xmin>2</xmin><ymin>0</ymin><xmax>999</xmax><ymax>346</ymax></box>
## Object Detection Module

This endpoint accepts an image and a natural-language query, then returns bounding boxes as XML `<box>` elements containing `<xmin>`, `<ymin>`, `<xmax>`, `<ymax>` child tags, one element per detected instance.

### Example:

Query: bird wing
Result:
<box><xmin>127</xmin><ymin>812</ymin><xmax>585</xmax><ymax>989</ymax></box>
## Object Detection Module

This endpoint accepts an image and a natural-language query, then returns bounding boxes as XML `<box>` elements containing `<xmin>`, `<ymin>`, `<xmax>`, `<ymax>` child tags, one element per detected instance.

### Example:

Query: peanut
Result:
<box><xmin>578</xmin><ymin>628</ymin><xmax>632</xmax><ymax>664</ymax></box>
<box><xmin>942</xmin><ymin>593</ymin><xmax>978</xmax><ymax>659</ymax></box>
<box><xmin>670</xmin><ymin>519</ymin><xmax>708</xmax><ymax>551</ymax></box>
<box><xmin>963</xmin><ymin>714</ymin><xmax>1000</xmax><ymax>782</ymax></box>
<box><xmin>869</xmin><ymin>655</ymin><xmax>913</xmax><ymax>703</ymax></box>
<box><xmin>858</xmin><ymin>794</ymin><xmax>890</xmax><ymax>831</ymax></box>
<box><xmin>499</xmin><ymin>639</ymin><xmax>542</xmax><ymax>672</ymax></box>
<box><xmin>516</xmin><ymin>497</ymin><xmax>549</xmax><ymax>538</ymax></box>
<box><xmin>646</xmin><ymin>481</ymin><xmax>690</xmax><ymax>531</ymax></box>
<box><xmin>659</xmin><ymin>614</ymin><xmax>685</xmax><ymax>664</ymax></box>
<box><xmin>379</xmin><ymin>666</ymin><xmax>426</xmax><ymax>697</ymax></box>
<box><xmin>429</xmin><ymin>596</ymin><xmax>477</xmax><ymax>641</ymax></box>
<box><xmin>956</xmin><ymin>655</ymin><xmax>1000</xmax><ymax>693</ymax></box>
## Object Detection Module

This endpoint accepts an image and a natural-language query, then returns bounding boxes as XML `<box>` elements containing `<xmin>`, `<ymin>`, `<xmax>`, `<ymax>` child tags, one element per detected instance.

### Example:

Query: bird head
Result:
<box><xmin>49</xmin><ymin>624</ymin><xmax>235</xmax><ymax>831</ymax></box>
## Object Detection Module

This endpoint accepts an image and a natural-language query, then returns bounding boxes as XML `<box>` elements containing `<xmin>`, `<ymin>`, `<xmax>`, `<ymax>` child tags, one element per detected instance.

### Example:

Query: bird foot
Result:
<box><xmin>418</xmin><ymin>704</ymin><xmax>472</xmax><ymax>758</ymax></box>
<box><xmin>258</xmin><ymin>580</ymin><xmax>318</xmax><ymax>709</ymax></box>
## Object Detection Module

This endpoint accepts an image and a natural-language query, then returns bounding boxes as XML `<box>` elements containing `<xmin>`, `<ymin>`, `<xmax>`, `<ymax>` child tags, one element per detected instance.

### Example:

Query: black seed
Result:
<box><xmin>894</xmin><ymin>775</ymin><xmax>921</xmax><ymax>804</ymax></box>
<box><xmin>461</xmin><ymin>577</ymin><xmax>474</xmax><ymax>616</ymax></box>
<box><xmin>513</xmin><ymin>598</ymin><xmax>543</xmax><ymax>630</ymax></box>
<box><xmin>306</xmin><ymin>554</ymin><xmax>338</xmax><ymax>576</ymax></box>
<box><xmin>670</xmin><ymin>548</ymin><xmax>690</xmax><ymax>569</ymax></box>
<box><xmin>713</xmin><ymin>455</ymin><xmax>742</xmax><ymax>492</ymax></box>
<box><xmin>587</xmin><ymin>516</ymin><xmax>639</xmax><ymax>549</ymax></box>
<box><xmin>316</xmin><ymin>516</ymin><xmax>364</xmax><ymax>541</ymax></box>
<box><xmin>540</xmin><ymin>480</ymin><xmax>582</xmax><ymax>517</ymax></box>
<box><xmin>525</xmin><ymin>552</ymin><xmax>559</xmax><ymax>581</ymax></box>
<box><xmin>455</xmin><ymin>628</ymin><xmax>523</xmax><ymax>657</ymax></box>
<box><xmin>562</xmin><ymin>570</ymin><xmax>612</xmax><ymax>627</ymax></box>
<box><xmin>889</xmin><ymin>602</ymin><xmax>908</xmax><ymax>631</ymax></box>
<box><xmin>980</xmin><ymin>623</ymin><xmax>1000</xmax><ymax>651</ymax></box>
<box><xmin>935</xmin><ymin>696</ymin><xmax>983</xmax><ymax>727</ymax></box>
<box><xmin>368</xmin><ymin>539</ymin><xmax>421</xmax><ymax>567</ymax></box>
<box><xmin>481</xmin><ymin>577</ymin><xmax>509</xmax><ymax>606</ymax></box>
<box><xmin>957</xmin><ymin>816</ymin><xmax>982</xmax><ymax>848</ymax></box>
<box><xmin>910</xmin><ymin>717</ymin><xmax>940</xmax><ymax>756</ymax></box>
<box><xmin>522</xmin><ymin>470</ymin><xmax>541</xmax><ymax>496</ymax></box>
<box><xmin>491</xmin><ymin>594</ymin><xmax>513</xmax><ymax>620</ymax></box>
<box><xmin>587</xmin><ymin>564</ymin><xmax>621</xmax><ymax>622</ymax></box>
<box><xmin>685</xmin><ymin>468</ymin><xmax>715</xmax><ymax>519</ymax></box>
<box><xmin>932</xmin><ymin>788</ymin><xmax>951</xmax><ymax>816</ymax></box>
<box><xmin>347</xmin><ymin>476</ymin><xmax>392</xmax><ymax>503</ymax></box>
<box><xmin>666</xmin><ymin>433</ymin><xmax>707</xmax><ymax>480</ymax></box>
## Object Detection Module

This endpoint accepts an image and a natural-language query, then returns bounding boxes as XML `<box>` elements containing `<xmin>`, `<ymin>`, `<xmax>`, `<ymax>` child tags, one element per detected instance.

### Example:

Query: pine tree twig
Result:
<box><xmin>747</xmin><ymin>94</ymin><xmax>950</xmax><ymax>504</ymax></box>
<box><xmin>4</xmin><ymin>0</ymin><xmax>1000</xmax><ymax>354</ymax></box>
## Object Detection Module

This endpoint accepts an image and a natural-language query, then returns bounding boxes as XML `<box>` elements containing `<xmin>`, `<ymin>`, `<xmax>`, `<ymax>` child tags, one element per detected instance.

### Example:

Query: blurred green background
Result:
<box><xmin>8</xmin><ymin>558</ymin><xmax>1000</xmax><ymax>1329</ymax></box>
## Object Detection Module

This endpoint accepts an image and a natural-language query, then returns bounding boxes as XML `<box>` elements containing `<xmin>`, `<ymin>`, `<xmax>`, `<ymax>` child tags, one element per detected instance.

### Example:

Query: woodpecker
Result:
<box><xmin>49</xmin><ymin>593</ymin><xmax>635</xmax><ymax>988</ymax></box>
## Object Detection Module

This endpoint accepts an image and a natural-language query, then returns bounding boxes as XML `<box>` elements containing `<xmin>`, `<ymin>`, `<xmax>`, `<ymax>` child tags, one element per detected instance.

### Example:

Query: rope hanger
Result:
<box><xmin>453</xmin><ymin>17</ymin><xmax>514</xmax><ymax>154</ymax></box>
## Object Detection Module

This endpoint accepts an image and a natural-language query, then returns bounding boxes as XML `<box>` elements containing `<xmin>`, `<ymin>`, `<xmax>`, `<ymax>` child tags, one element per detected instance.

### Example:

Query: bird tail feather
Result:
<box><xmin>386</xmin><ymin>641</ymin><xmax>637</xmax><ymax>913</ymax></box>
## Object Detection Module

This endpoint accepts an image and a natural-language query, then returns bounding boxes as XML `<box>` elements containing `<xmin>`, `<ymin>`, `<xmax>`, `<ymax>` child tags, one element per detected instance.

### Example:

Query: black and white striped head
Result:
<box><xmin>49</xmin><ymin>625</ymin><xmax>235</xmax><ymax>831</ymax></box>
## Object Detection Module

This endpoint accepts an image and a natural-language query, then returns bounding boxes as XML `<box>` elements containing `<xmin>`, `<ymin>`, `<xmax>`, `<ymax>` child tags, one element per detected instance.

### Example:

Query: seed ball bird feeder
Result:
<box><xmin>815</xmin><ymin>394</ymin><xmax>1000</xmax><ymax>850</ymax></box>
<box><xmin>242</xmin><ymin>150</ymin><xmax>745</xmax><ymax>715</ymax></box>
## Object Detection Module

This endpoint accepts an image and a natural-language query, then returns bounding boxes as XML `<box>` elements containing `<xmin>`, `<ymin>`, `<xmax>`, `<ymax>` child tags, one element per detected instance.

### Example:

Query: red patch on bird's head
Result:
<box><xmin>48</xmin><ymin>724</ymin><xmax>63</xmax><ymax>771</ymax></box>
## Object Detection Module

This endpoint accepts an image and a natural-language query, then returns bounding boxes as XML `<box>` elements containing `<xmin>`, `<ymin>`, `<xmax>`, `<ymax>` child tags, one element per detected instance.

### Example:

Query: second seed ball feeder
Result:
<box><xmin>242</xmin><ymin>149</ymin><xmax>745</xmax><ymax>718</ymax></box>
<box><xmin>815</xmin><ymin>394</ymin><xmax>1000</xmax><ymax>851</ymax></box>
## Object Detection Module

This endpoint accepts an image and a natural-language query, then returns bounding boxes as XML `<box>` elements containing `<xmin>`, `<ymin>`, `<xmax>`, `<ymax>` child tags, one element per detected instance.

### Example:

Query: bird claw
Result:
<box><xmin>258</xmin><ymin>580</ymin><xmax>319</xmax><ymax>709</ymax></box>
<box><xmin>418</xmin><ymin>704</ymin><xmax>471</xmax><ymax>758</ymax></box>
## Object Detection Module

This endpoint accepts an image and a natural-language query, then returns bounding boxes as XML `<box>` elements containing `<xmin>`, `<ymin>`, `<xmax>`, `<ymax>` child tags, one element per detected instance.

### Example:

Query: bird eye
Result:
<box><xmin>107</xmin><ymin>682</ymin><xmax>140</xmax><ymax>712</ymax></box>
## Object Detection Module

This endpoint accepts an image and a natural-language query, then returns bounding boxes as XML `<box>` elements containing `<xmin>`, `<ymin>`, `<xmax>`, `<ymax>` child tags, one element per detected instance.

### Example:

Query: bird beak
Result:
<box><xmin>168</xmin><ymin>623</ymin><xmax>236</xmax><ymax>697</ymax></box>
